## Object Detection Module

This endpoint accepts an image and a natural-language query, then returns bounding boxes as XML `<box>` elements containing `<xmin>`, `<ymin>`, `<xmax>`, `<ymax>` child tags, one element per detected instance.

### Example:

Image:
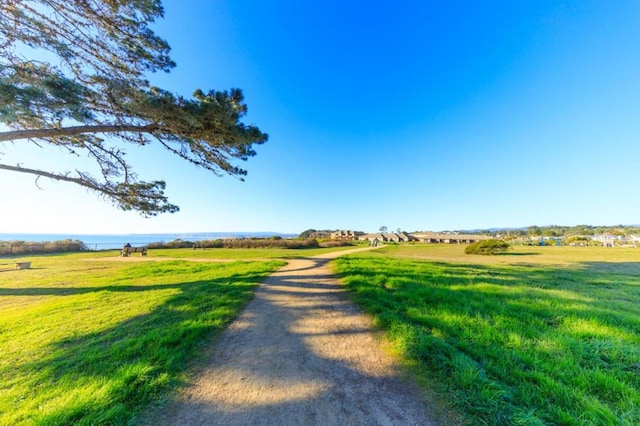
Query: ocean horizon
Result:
<box><xmin>0</xmin><ymin>232</ymin><xmax>298</xmax><ymax>250</ymax></box>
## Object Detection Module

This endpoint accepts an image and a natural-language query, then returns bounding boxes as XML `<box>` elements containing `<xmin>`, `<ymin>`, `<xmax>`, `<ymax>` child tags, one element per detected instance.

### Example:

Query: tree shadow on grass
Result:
<box><xmin>578</xmin><ymin>261</ymin><xmax>640</xmax><ymax>277</ymax></box>
<box><xmin>0</xmin><ymin>267</ymin><xmax>275</xmax><ymax>296</ymax></box>
<box><xmin>0</xmin><ymin>267</ymin><xmax>47</xmax><ymax>273</ymax></box>
<box><xmin>0</xmin><ymin>284</ymin><xmax>182</xmax><ymax>296</ymax></box>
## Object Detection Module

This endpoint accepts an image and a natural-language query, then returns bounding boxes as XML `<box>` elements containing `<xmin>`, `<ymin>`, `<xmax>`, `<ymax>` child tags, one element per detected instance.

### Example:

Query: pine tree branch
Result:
<box><xmin>0</xmin><ymin>162</ymin><xmax>178</xmax><ymax>216</ymax></box>
<box><xmin>0</xmin><ymin>162</ymin><xmax>103</xmax><ymax>191</ymax></box>
<box><xmin>0</xmin><ymin>124</ymin><xmax>159</xmax><ymax>142</ymax></box>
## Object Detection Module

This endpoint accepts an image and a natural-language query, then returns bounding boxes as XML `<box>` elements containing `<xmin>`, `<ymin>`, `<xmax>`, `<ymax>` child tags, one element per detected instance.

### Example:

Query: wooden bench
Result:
<box><xmin>120</xmin><ymin>246</ymin><xmax>148</xmax><ymax>257</ymax></box>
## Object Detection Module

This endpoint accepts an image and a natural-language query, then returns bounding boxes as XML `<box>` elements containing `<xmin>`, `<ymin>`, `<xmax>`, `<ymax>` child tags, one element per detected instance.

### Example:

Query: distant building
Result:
<box><xmin>356</xmin><ymin>231</ymin><xmax>489</xmax><ymax>244</ymax></box>
<box><xmin>358</xmin><ymin>233</ymin><xmax>386</xmax><ymax>242</ymax></box>
<box><xmin>383</xmin><ymin>233</ymin><xmax>401</xmax><ymax>242</ymax></box>
<box><xmin>330</xmin><ymin>230</ymin><xmax>364</xmax><ymax>241</ymax></box>
<box><xmin>397</xmin><ymin>232</ymin><xmax>413</xmax><ymax>242</ymax></box>
<box><xmin>592</xmin><ymin>234</ymin><xmax>620</xmax><ymax>247</ymax></box>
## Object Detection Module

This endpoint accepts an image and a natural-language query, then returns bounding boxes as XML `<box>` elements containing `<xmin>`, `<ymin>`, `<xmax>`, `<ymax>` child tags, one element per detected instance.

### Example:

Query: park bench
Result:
<box><xmin>120</xmin><ymin>246</ymin><xmax>148</xmax><ymax>257</ymax></box>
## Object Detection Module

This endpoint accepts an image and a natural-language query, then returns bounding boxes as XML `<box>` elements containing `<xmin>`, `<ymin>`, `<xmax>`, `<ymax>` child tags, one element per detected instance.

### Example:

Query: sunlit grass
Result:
<box><xmin>334</xmin><ymin>245</ymin><xmax>640</xmax><ymax>425</ymax></box>
<box><xmin>383</xmin><ymin>243</ymin><xmax>640</xmax><ymax>270</ymax></box>
<box><xmin>0</xmin><ymin>252</ymin><xmax>284</xmax><ymax>424</ymax></box>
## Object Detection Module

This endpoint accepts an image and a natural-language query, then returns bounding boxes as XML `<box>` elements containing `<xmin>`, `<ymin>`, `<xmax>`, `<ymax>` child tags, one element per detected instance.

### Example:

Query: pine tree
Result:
<box><xmin>0</xmin><ymin>0</ymin><xmax>267</xmax><ymax>215</ymax></box>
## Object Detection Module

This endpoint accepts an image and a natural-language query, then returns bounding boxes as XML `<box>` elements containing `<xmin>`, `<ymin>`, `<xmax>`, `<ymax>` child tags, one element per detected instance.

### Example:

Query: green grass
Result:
<box><xmin>334</xmin><ymin>245</ymin><xmax>640</xmax><ymax>425</ymax></box>
<box><xmin>0</xmin><ymin>251</ymin><xmax>285</xmax><ymax>425</ymax></box>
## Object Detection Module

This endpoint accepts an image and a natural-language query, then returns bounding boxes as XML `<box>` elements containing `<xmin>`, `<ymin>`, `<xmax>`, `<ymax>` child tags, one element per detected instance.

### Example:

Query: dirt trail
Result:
<box><xmin>146</xmin><ymin>247</ymin><xmax>443</xmax><ymax>425</ymax></box>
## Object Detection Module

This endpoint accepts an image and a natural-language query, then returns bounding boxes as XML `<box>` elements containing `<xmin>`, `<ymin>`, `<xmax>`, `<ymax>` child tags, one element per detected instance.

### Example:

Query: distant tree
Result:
<box><xmin>0</xmin><ymin>0</ymin><xmax>267</xmax><ymax>216</ymax></box>
<box><xmin>571</xmin><ymin>224</ymin><xmax>595</xmax><ymax>235</ymax></box>
<box><xmin>527</xmin><ymin>226</ymin><xmax>542</xmax><ymax>236</ymax></box>
<box><xmin>379</xmin><ymin>226</ymin><xmax>388</xmax><ymax>233</ymax></box>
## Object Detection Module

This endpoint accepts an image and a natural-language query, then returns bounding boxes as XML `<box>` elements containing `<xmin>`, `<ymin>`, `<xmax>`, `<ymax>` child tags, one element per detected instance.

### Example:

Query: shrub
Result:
<box><xmin>465</xmin><ymin>239</ymin><xmax>510</xmax><ymax>255</ymax></box>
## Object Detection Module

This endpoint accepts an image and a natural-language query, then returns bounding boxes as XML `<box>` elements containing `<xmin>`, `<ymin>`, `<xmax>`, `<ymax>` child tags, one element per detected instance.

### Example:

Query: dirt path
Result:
<box><xmin>146</xmin><ymin>247</ymin><xmax>444</xmax><ymax>425</ymax></box>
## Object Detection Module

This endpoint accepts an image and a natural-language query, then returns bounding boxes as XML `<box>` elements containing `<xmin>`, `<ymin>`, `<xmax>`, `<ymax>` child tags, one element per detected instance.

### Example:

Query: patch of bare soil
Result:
<box><xmin>142</xmin><ymin>247</ymin><xmax>450</xmax><ymax>425</ymax></box>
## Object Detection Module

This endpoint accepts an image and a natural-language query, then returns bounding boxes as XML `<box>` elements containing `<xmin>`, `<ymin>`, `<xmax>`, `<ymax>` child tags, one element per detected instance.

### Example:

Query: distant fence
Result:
<box><xmin>0</xmin><ymin>240</ymin><xmax>163</xmax><ymax>255</ymax></box>
<box><xmin>0</xmin><ymin>237</ymin><xmax>344</xmax><ymax>256</ymax></box>
<box><xmin>81</xmin><ymin>242</ymin><xmax>155</xmax><ymax>251</ymax></box>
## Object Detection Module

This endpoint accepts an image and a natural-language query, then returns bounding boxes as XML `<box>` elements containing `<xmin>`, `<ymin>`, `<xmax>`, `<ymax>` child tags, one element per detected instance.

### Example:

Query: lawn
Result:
<box><xmin>0</xmin><ymin>251</ymin><xmax>285</xmax><ymax>425</ymax></box>
<box><xmin>334</xmin><ymin>245</ymin><xmax>640</xmax><ymax>425</ymax></box>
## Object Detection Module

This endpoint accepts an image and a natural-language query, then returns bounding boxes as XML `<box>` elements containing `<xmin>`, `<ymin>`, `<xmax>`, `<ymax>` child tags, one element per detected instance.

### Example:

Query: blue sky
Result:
<box><xmin>2</xmin><ymin>1</ymin><xmax>639</xmax><ymax>234</ymax></box>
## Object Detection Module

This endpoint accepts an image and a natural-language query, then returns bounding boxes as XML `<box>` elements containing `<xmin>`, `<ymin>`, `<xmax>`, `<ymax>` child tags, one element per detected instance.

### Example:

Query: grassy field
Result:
<box><xmin>334</xmin><ymin>245</ymin><xmax>640</xmax><ymax>425</ymax></box>
<box><xmin>0</xmin><ymin>250</ymin><xmax>285</xmax><ymax>425</ymax></box>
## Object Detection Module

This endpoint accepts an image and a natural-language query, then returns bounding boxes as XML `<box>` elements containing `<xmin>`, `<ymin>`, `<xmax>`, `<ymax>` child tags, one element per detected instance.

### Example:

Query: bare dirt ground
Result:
<box><xmin>142</xmin><ymin>247</ymin><xmax>450</xmax><ymax>425</ymax></box>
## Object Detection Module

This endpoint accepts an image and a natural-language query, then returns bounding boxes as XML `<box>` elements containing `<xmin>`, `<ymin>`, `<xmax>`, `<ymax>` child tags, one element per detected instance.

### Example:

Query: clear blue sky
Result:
<box><xmin>2</xmin><ymin>1</ymin><xmax>639</xmax><ymax>234</ymax></box>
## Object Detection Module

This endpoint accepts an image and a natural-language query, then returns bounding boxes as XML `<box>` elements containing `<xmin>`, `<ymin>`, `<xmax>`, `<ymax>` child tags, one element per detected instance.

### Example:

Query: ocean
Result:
<box><xmin>0</xmin><ymin>232</ymin><xmax>298</xmax><ymax>251</ymax></box>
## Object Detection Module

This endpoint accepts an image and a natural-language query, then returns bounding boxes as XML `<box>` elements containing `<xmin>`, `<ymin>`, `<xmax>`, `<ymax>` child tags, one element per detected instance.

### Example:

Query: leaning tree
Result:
<box><xmin>0</xmin><ymin>0</ymin><xmax>267</xmax><ymax>215</ymax></box>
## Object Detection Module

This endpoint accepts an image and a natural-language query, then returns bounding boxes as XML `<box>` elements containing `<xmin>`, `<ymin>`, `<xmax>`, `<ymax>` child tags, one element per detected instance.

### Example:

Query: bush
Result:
<box><xmin>465</xmin><ymin>239</ymin><xmax>510</xmax><ymax>255</ymax></box>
